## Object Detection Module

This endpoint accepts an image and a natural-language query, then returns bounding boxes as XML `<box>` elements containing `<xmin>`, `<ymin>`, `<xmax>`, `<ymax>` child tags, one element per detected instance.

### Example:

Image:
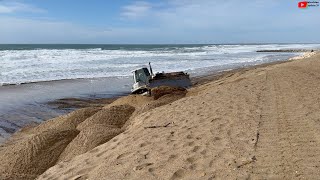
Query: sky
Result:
<box><xmin>0</xmin><ymin>0</ymin><xmax>319</xmax><ymax>44</ymax></box>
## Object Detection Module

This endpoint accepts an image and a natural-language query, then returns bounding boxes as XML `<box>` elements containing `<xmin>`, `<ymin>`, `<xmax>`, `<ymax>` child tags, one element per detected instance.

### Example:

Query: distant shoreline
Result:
<box><xmin>256</xmin><ymin>49</ymin><xmax>315</xmax><ymax>52</ymax></box>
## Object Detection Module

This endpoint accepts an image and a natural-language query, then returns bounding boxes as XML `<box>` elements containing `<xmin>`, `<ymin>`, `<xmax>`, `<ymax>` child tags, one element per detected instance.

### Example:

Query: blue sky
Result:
<box><xmin>0</xmin><ymin>0</ymin><xmax>319</xmax><ymax>44</ymax></box>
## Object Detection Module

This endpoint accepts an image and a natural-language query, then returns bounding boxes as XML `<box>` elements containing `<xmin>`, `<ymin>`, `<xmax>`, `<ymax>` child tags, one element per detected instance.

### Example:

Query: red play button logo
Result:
<box><xmin>298</xmin><ymin>1</ymin><xmax>308</xmax><ymax>8</ymax></box>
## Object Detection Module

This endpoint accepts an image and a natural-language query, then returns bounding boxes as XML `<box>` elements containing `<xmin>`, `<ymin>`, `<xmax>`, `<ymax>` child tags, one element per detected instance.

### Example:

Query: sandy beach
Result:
<box><xmin>1</xmin><ymin>51</ymin><xmax>320</xmax><ymax>179</ymax></box>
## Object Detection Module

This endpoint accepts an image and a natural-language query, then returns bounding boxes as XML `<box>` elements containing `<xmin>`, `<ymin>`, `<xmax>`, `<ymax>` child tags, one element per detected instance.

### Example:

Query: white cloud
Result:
<box><xmin>121</xmin><ymin>1</ymin><xmax>153</xmax><ymax>19</ymax></box>
<box><xmin>0</xmin><ymin>17</ymin><xmax>92</xmax><ymax>43</ymax></box>
<box><xmin>0</xmin><ymin>4</ymin><xmax>12</xmax><ymax>13</ymax></box>
<box><xmin>118</xmin><ymin>0</ymin><xmax>320</xmax><ymax>43</ymax></box>
<box><xmin>0</xmin><ymin>16</ymin><xmax>162</xmax><ymax>44</ymax></box>
<box><xmin>0</xmin><ymin>1</ymin><xmax>46</xmax><ymax>14</ymax></box>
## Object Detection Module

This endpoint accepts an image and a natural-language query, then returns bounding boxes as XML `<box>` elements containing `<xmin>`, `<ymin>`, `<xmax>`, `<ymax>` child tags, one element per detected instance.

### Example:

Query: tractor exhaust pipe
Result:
<box><xmin>149</xmin><ymin>62</ymin><xmax>154</xmax><ymax>76</ymax></box>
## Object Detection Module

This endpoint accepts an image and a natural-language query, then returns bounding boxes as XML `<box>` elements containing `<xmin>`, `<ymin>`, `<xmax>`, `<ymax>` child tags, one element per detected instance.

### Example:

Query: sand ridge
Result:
<box><xmin>0</xmin><ymin>86</ymin><xmax>187</xmax><ymax>179</ymax></box>
<box><xmin>0</xmin><ymin>107</ymin><xmax>102</xmax><ymax>179</ymax></box>
<box><xmin>58</xmin><ymin>104</ymin><xmax>136</xmax><ymax>162</ymax></box>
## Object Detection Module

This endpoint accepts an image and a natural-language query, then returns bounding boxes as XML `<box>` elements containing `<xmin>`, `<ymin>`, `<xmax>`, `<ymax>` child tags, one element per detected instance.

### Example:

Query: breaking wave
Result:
<box><xmin>1</xmin><ymin>44</ymin><xmax>320</xmax><ymax>86</ymax></box>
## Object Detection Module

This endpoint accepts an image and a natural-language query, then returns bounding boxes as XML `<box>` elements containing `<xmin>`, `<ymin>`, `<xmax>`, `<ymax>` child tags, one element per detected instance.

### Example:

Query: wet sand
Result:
<box><xmin>0</xmin><ymin>77</ymin><xmax>131</xmax><ymax>144</ymax></box>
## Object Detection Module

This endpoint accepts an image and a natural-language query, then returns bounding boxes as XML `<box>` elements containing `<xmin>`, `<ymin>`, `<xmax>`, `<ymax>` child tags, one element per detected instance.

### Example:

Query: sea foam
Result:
<box><xmin>1</xmin><ymin>44</ymin><xmax>320</xmax><ymax>86</ymax></box>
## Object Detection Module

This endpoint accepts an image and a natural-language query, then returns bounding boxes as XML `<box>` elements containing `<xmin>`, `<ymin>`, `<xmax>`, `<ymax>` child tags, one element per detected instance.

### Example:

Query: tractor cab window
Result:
<box><xmin>134</xmin><ymin>68</ymin><xmax>150</xmax><ymax>83</ymax></box>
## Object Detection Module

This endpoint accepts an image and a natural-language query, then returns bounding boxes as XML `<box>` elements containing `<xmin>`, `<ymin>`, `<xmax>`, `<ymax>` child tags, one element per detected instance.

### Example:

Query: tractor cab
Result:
<box><xmin>131</xmin><ymin>67</ymin><xmax>152</xmax><ymax>94</ymax></box>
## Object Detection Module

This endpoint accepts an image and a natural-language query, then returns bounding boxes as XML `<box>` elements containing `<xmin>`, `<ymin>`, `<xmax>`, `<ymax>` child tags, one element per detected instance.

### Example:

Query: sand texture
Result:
<box><xmin>0</xmin><ymin>107</ymin><xmax>103</xmax><ymax>179</ymax></box>
<box><xmin>58</xmin><ymin>105</ymin><xmax>135</xmax><ymax>162</ymax></box>
<box><xmin>77</xmin><ymin>105</ymin><xmax>135</xmax><ymax>130</ymax></box>
<box><xmin>151</xmin><ymin>86</ymin><xmax>187</xmax><ymax>100</ymax></box>
<box><xmin>0</xmin><ymin>129</ymin><xmax>79</xmax><ymax>180</ymax></box>
<box><xmin>2</xmin><ymin>52</ymin><xmax>320</xmax><ymax>179</ymax></box>
<box><xmin>57</xmin><ymin>125</ymin><xmax>123</xmax><ymax>162</ymax></box>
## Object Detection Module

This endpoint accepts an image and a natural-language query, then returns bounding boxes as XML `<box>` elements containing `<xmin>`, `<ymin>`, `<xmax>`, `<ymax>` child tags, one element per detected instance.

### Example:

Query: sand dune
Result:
<box><xmin>0</xmin><ymin>86</ymin><xmax>186</xmax><ymax>179</ymax></box>
<box><xmin>0</xmin><ymin>107</ymin><xmax>101</xmax><ymax>179</ymax></box>
<box><xmin>58</xmin><ymin>105</ymin><xmax>135</xmax><ymax>162</ymax></box>
<box><xmin>58</xmin><ymin>125</ymin><xmax>123</xmax><ymax>163</ymax></box>
<box><xmin>1</xmin><ymin>52</ymin><xmax>320</xmax><ymax>179</ymax></box>
<box><xmin>78</xmin><ymin>105</ymin><xmax>135</xmax><ymax>130</ymax></box>
<box><xmin>0</xmin><ymin>129</ymin><xmax>79</xmax><ymax>180</ymax></box>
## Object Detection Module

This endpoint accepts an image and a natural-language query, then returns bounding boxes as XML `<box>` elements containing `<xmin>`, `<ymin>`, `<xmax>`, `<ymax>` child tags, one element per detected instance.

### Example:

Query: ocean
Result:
<box><xmin>2</xmin><ymin>43</ymin><xmax>320</xmax><ymax>86</ymax></box>
<box><xmin>1</xmin><ymin>43</ymin><xmax>320</xmax><ymax>143</ymax></box>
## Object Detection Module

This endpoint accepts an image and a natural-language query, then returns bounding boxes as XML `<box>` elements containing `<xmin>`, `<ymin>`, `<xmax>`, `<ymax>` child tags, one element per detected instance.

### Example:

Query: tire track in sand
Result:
<box><xmin>251</xmin><ymin>67</ymin><xmax>320</xmax><ymax>179</ymax></box>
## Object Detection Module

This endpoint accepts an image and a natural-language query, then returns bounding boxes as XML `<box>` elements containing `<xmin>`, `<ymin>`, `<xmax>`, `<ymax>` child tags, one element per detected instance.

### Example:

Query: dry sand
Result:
<box><xmin>1</xmin><ymin>51</ymin><xmax>320</xmax><ymax>179</ymax></box>
<box><xmin>0</xmin><ymin>86</ymin><xmax>186</xmax><ymax>179</ymax></box>
<box><xmin>0</xmin><ymin>129</ymin><xmax>79</xmax><ymax>180</ymax></box>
